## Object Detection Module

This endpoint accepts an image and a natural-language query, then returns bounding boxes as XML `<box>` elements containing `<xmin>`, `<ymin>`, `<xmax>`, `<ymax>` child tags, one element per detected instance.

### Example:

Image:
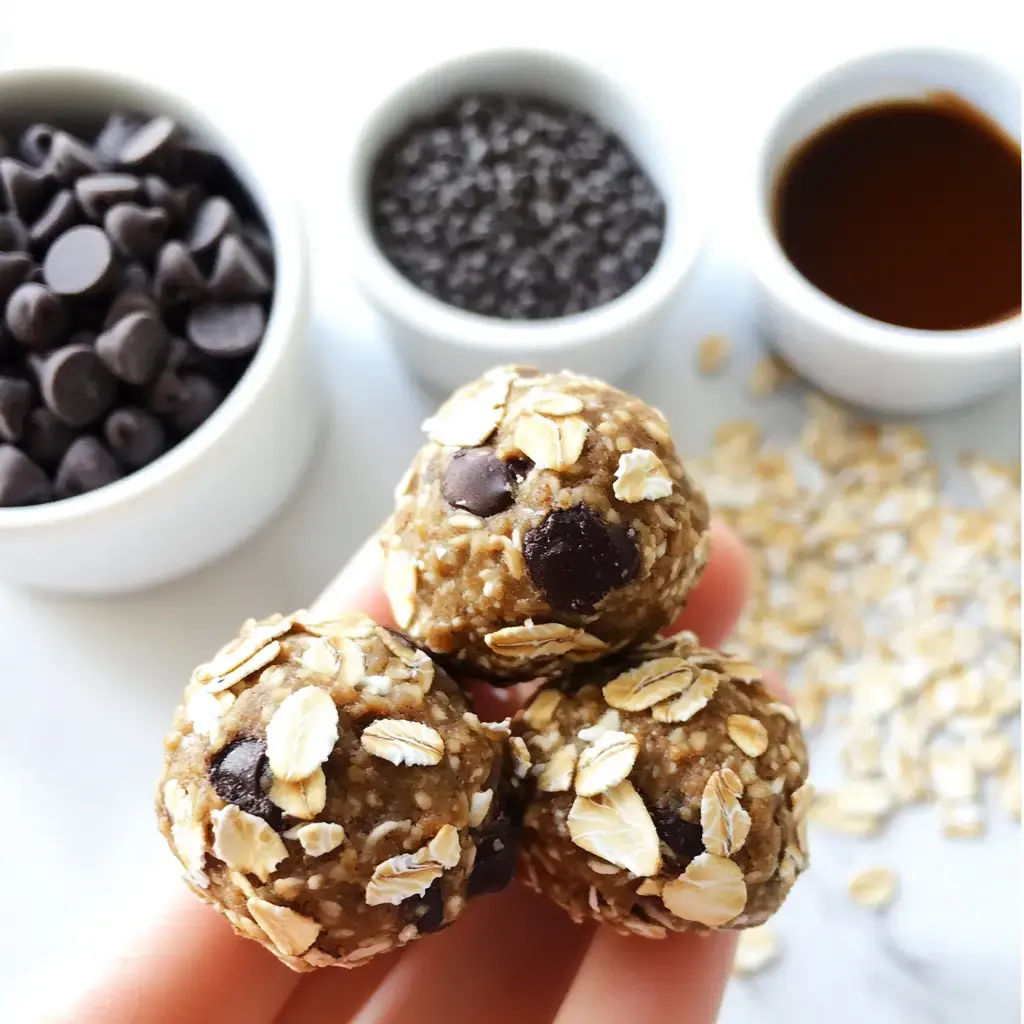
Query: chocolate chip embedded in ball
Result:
<box><xmin>21</xmin><ymin>406</ymin><xmax>77</xmax><ymax>469</ymax></box>
<box><xmin>523</xmin><ymin>504</ymin><xmax>641</xmax><ymax>614</ymax></box>
<box><xmin>43</xmin><ymin>225</ymin><xmax>116</xmax><ymax>298</ymax></box>
<box><xmin>153</xmin><ymin>241</ymin><xmax>205</xmax><ymax>306</ymax></box>
<box><xmin>186</xmin><ymin>301</ymin><xmax>265</xmax><ymax>357</ymax></box>
<box><xmin>208</xmin><ymin>234</ymin><xmax>271</xmax><ymax>300</ymax></box>
<box><xmin>5</xmin><ymin>282</ymin><xmax>68</xmax><ymax>350</ymax></box>
<box><xmin>187</xmin><ymin>196</ymin><xmax>240</xmax><ymax>256</ymax></box>
<box><xmin>38</xmin><ymin>342</ymin><xmax>117</xmax><ymax>426</ymax></box>
<box><xmin>0</xmin><ymin>376</ymin><xmax>32</xmax><ymax>442</ymax></box>
<box><xmin>104</xmin><ymin>406</ymin><xmax>166</xmax><ymax>469</ymax></box>
<box><xmin>0</xmin><ymin>445</ymin><xmax>52</xmax><ymax>506</ymax></box>
<box><xmin>104</xmin><ymin>202</ymin><xmax>169</xmax><ymax>261</ymax></box>
<box><xmin>118</xmin><ymin>116</ymin><xmax>179</xmax><ymax>171</ymax></box>
<box><xmin>442</xmin><ymin>447</ymin><xmax>517</xmax><ymax>517</ymax></box>
<box><xmin>467</xmin><ymin>814</ymin><xmax>522</xmax><ymax>897</ymax></box>
<box><xmin>0</xmin><ymin>157</ymin><xmax>51</xmax><ymax>221</ymax></box>
<box><xmin>401</xmin><ymin>882</ymin><xmax>447</xmax><ymax>933</ymax></box>
<box><xmin>649</xmin><ymin>805</ymin><xmax>705</xmax><ymax>867</ymax></box>
<box><xmin>54</xmin><ymin>435</ymin><xmax>123</xmax><ymax>499</ymax></box>
<box><xmin>0</xmin><ymin>252</ymin><xmax>34</xmax><ymax>306</ymax></box>
<box><xmin>208</xmin><ymin>737</ymin><xmax>282</xmax><ymax>829</ymax></box>
<box><xmin>29</xmin><ymin>190</ymin><xmax>81</xmax><ymax>251</ymax></box>
<box><xmin>74</xmin><ymin>173</ymin><xmax>142</xmax><ymax>221</ymax></box>
<box><xmin>95</xmin><ymin>311</ymin><xmax>169</xmax><ymax>385</ymax></box>
<box><xmin>43</xmin><ymin>131</ymin><xmax>100</xmax><ymax>184</ymax></box>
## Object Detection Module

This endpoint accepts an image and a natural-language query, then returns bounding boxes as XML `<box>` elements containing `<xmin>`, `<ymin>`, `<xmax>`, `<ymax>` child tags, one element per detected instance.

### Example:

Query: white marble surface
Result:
<box><xmin>0</xmin><ymin>3</ymin><xmax>1020</xmax><ymax>1021</ymax></box>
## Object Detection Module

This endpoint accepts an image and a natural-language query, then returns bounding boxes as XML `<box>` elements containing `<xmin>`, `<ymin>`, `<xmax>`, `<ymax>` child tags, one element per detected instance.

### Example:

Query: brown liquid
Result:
<box><xmin>774</xmin><ymin>94</ymin><xmax>1022</xmax><ymax>331</ymax></box>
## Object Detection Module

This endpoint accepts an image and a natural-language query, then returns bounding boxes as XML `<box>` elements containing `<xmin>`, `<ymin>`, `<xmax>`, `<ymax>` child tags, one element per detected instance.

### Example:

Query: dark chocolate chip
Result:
<box><xmin>43</xmin><ymin>225</ymin><xmax>116</xmax><ymax>297</ymax></box>
<box><xmin>54</xmin><ymin>435</ymin><xmax>122</xmax><ymax>499</ymax></box>
<box><xmin>74</xmin><ymin>173</ymin><xmax>141</xmax><ymax>220</ymax></box>
<box><xmin>241</xmin><ymin>223</ymin><xmax>275</xmax><ymax>273</ymax></box>
<box><xmin>96</xmin><ymin>311</ymin><xmax>168</xmax><ymax>384</ymax></box>
<box><xmin>186</xmin><ymin>301</ymin><xmax>264</xmax><ymax>357</ymax></box>
<box><xmin>649</xmin><ymin>805</ymin><xmax>705</xmax><ymax>866</ymax></box>
<box><xmin>93</xmin><ymin>113</ymin><xmax>145</xmax><ymax>167</ymax></box>
<box><xmin>208</xmin><ymin>234</ymin><xmax>271</xmax><ymax>300</ymax></box>
<box><xmin>103</xmin><ymin>288</ymin><xmax>158</xmax><ymax>329</ymax></box>
<box><xmin>442</xmin><ymin>447</ymin><xmax>516</xmax><ymax>517</ymax></box>
<box><xmin>43</xmin><ymin>132</ymin><xmax>100</xmax><ymax>184</ymax></box>
<box><xmin>166</xmin><ymin>373</ymin><xmax>223</xmax><ymax>434</ymax></box>
<box><xmin>401</xmin><ymin>881</ymin><xmax>447</xmax><ymax>933</ymax></box>
<box><xmin>0</xmin><ymin>444</ymin><xmax>52</xmax><ymax>506</ymax></box>
<box><xmin>39</xmin><ymin>342</ymin><xmax>117</xmax><ymax>426</ymax></box>
<box><xmin>523</xmin><ymin>504</ymin><xmax>640</xmax><ymax>613</ymax></box>
<box><xmin>118</xmin><ymin>116</ymin><xmax>179</xmax><ymax>170</ymax></box>
<box><xmin>18</xmin><ymin>124</ymin><xmax>57</xmax><ymax>166</ymax></box>
<box><xmin>187</xmin><ymin>196</ymin><xmax>241</xmax><ymax>256</ymax></box>
<box><xmin>505</xmin><ymin>457</ymin><xmax>534</xmax><ymax>482</ymax></box>
<box><xmin>0</xmin><ymin>158</ymin><xmax>51</xmax><ymax>221</ymax></box>
<box><xmin>0</xmin><ymin>252</ymin><xmax>33</xmax><ymax>306</ymax></box>
<box><xmin>103</xmin><ymin>202</ymin><xmax>169</xmax><ymax>262</ymax></box>
<box><xmin>104</xmin><ymin>406</ymin><xmax>166</xmax><ymax>468</ymax></box>
<box><xmin>153</xmin><ymin>241</ymin><xmax>205</xmax><ymax>305</ymax></box>
<box><xmin>0</xmin><ymin>375</ymin><xmax>32</xmax><ymax>442</ymax></box>
<box><xmin>5</xmin><ymin>282</ymin><xmax>68</xmax><ymax>350</ymax></box>
<box><xmin>141</xmin><ymin>175</ymin><xmax>199</xmax><ymax>225</ymax></box>
<box><xmin>29</xmin><ymin>190</ymin><xmax>81</xmax><ymax>251</ymax></box>
<box><xmin>20</xmin><ymin>406</ymin><xmax>76</xmax><ymax>468</ymax></box>
<box><xmin>467</xmin><ymin>815</ymin><xmax>521</xmax><ymax>897</ymax></box>
<box><xmin>209</xmin><ymin>738</ymin><xmax>282</xmax><ymax>828</ymax></box>
<box><xmin>0</xmin><ymin>213</ymin><xmax>30</xmax><ymax>252</ymax></box>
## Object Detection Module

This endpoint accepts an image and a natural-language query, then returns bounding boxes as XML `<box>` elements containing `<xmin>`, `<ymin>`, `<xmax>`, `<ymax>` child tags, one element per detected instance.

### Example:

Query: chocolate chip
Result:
<box><xmin>29</xmin><ymin>190</ymin><xmax>81</xmax><ymax>251</ymax></box>
<box><xmin>43</xmin><ymin>225</ymin><xmax>116</xmax><ymax>297</ymax></box>
<box><xmin>166</xmin><ymin>373</ymin><xmax>223</xmax><ymax>434</ymax></box>
<box><xmin>401</xmin><ymin>881</ymin><xmax>447</xmax><ymax>933</ymax></box>
<box><xmin>505</xmin><ymin>457</ymin><xmax>534</xmax><ymax>482</ymax></box>
<box><xmin>5</xmin><ymin>282</ymin><xmax>68</xmax><ymax>350</ymax></box>
<box><xmin>20</xmin><ymin>406</ymin><xmax>76</xmax><ymax>468</ymax></box>
<box><xmin>467</xmin><ymin>815</ymin><xmax>521</xmax><ymax>897</ymax></box>
<box><xmin>104</xmin><ymin>406</ymin><xmax>166</xmax><ymax>468</ymax></box>
<box><xmin>209</xmin><ymin>738</ymin><xmax>282</xmax><ymax>829</ymax></box>
<box><xmin>0</xmin><ymin>376</ymin><xmax>32</xmax><ymax>442</ymax></box>
<box><xmin>186</xmin><ymin>301</ymin><xmax>264</xmax><ymax>357</ymax></box>
<box><xmin>208</xmin><ymin>234</ymin><xmax>271</xmax><ymax>300</ymax></box>
<box><xmin>103</xmin><ymin>288</ymin><xmax>158</xmax><ymax>329</ymax></box>
<box><xmin>141</xmin><ymin>175</ymin><xmax>200</xmax><ymax>225</ymax></box>
<box><xmin>102</xmin><ymin>202</ymin><xmax>169</xmax><ymax>262</ymax></box>
<box><xmin>18</xmin><ymin>124</ymin><xmax>57</xmax><ymax>166</ymax></box>
<box><xmin>0</xmin><ymin>445</ymin><xmax>52</xmax><ymax>506</ymax></box>
<box><xmin>0</xmin><ymin>158</ymin><xmax>51</xmax><ymax>221</ymax></box>
<box><xmin>241</xmin><ymin>223</ymin><xmax>275</xmax><ymax>273</ymax></box>
<box><xmin>523</xmin><ymin>505</ymin><xmax>640</xmax><ymax>613</ymax></box>
<box><xmin>43</xmin><ymin>131</ymin><xmax>100</xmax><ymax>183</ymax></box>
<box><xmin>649</xmin><ymin>805</ymin><xmax>705</xmax><ymax>866</ymax></box>
<box><xmin>118</xmin><ymin>116</ymin><xmax>179</xmax><ymax>171</ymax></box>
<box><xmin>54</xmin><ymin>435</ymin><xmax>122</xmax><ymax>498</ymax></box>
<box><xmin>93</xmin><ymin>113</ymin><xmax>145</xmax><ymax>167</ymax></box>
<box><xmin>96</xmin><ymin>311</ymin><xmax>168</xmax><ymax>384</ymax></box>
<box><xmin>187</xmin><ymin>196</ymin><xmax>240</xmax><ymax>256</ymax></box>
<box><xmin>74</xmin><ymin>173</ymin><xmax>141</xmax><ymax>220</ymax></box>
<box><xmin>38</xmin><ymin>342</ymin><xmax>117</xmax><ymax>426</ymax></box>
<box><xmin>153</xmin><ymin>241</ymin><xmax>205</xmax><ymax>305</ymax></box>
<box><xmin>0</xmin><ymin>252</ymin><xmax>33</xmax><ymax>306</ymax></box>
<box><xmin>442</xmin><ymin>447</ymin><xmax>516</xmax><ymax>517</ymax></box>
<box><xmin>0</xmin><ymin>213</ymin><xmax>30</xmax><ymax>252</ymax></box>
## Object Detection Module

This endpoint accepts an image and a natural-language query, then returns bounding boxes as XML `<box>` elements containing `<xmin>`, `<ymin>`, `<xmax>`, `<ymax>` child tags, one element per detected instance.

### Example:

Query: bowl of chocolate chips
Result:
<box><xmin>0</xmin><ymin>65</ymin><xmax>314</xmax><ymax>594</ymax></box>
<box><xmin>343</xmin><ymin>47</ymin><xmax>703</xmax><ymax>391</ymax></box>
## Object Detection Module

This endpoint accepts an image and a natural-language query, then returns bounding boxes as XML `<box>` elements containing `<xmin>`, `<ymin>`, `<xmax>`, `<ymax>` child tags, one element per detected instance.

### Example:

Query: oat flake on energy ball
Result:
<box><xmin>380</xmin><ymin>366</ymin><xmax>711</xmax><ymax>682</ymax></box>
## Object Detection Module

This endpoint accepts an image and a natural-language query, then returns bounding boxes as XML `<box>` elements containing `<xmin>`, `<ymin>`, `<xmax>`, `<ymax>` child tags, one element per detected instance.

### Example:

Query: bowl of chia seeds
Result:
<box><xmin>343</xmin><ymin>47</ymin><xmax>703</xmax><ymax>391</ymax></box>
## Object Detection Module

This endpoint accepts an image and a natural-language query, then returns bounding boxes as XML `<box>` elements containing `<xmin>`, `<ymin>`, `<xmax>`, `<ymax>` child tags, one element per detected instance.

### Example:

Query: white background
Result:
<box><xmin>0</xmin><ymin>2</ymin><xmax>1021</xmax><ymax>1021</ymax></box>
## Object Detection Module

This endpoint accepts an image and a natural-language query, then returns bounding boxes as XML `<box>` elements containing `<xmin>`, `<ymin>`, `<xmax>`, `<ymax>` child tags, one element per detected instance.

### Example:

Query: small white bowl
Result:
<box><xmin>746</xmin><ymin>47</ymin><xmax>1021</xmax><ymax>415</ymax></box>
<box><xmin>0</xmin><ymin>65</ymin><xmax>317</xmax><ymax>594</ymax></box>
<box><xmin>342</xmin><ymin>47</ymin><xmax>703</xmax><ymax>392</ymax></box>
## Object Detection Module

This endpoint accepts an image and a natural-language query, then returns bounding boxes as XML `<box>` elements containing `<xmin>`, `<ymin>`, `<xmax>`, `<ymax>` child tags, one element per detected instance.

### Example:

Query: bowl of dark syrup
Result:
<box><xmin>748</xmin><ymin>48</ymin><xmax>1021</xmax><ymax>414</ymax></box>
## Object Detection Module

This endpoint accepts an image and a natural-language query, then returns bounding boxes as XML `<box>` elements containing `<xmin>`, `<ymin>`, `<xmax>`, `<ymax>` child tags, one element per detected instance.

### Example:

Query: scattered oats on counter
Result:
<box><xmin>847</xmin><ymin>865</ymin><xmax>898</xmax><ymax>910</ymax></box>
<box><xmin>157</xmin><ymin>612</ymin><xmax>525</xmax><ymax>971</ymax></box>
<box><xmin>697</xmin><ymin>334</ymin><xmax>731</xmax><ymax>377</ymax></box>
<box><xmin>733</xmin><ymin>925</ymin><xmax>781</xmax><ymax>975</ymax></box>
<box><xmin>513</xmin><ymin>632</ymin><xmax>810</xmax><ymax>937</ymax></box>
<box><xmin>381</xmin><ymin>365</ymin><xmax>711</xmax><ymax>682</ymax></box>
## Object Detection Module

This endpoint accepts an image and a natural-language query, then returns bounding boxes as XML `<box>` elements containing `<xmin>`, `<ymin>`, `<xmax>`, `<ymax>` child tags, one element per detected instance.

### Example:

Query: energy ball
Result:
<box><xmin>382</xmin><ymin>365</ymin><xmax>710</xmax><ymax>682</ymax></box>
<box><xmin>157</xmin><ymin>611</ymin><xmax>525</xmax><ymax>971</ymax></box>
<box><xmin>511</xmin><ymin>632</ymin><xmax>811</xmax><ymax>937</ymax></box>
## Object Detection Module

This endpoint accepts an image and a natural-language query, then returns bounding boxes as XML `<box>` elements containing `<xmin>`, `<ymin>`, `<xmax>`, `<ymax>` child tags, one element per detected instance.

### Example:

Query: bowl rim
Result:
<box><xmin>0</xmin><ymin>62</ymin><xmax>306</xmax><ymax>531</ymax></box>
<box><xmin>342</xmin><ymin>44</ymin><xmax>703</xmax><ymax>355</ymax></box>
<box><xmin>747</xmin><ymin>44</ymin><xmax>1021</xmax><ymax>363</ymax></box>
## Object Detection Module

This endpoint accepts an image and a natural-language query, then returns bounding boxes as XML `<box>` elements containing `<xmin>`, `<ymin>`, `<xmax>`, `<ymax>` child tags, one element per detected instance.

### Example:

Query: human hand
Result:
<box><xmin>52</xmin><ymin>520</ymin><xmax>765</xmax><ymax>1024</ymax></box>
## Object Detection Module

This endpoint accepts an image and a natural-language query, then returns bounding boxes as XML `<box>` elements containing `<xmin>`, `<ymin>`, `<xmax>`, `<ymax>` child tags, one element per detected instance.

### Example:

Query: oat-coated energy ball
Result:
<box><xmin>512</xmin><ymin>632</ymin><xmax>811</xmax><ymax>937</ymax></box>
<box><xmin>157</xmin><ymin>611</ymin><xmax>525</xmax><ymax>971</ymax></box>
<box><xmin>381</xmin><ymin>366</ymin><xmax>711</xmax><ymax>682</ymax></box>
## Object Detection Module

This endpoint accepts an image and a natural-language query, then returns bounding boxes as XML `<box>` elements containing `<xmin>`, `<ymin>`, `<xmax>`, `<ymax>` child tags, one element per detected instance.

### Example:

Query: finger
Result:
<box><xmin>553</xmin><ymin>928</ymin><xmax>737</xmax><ymax>1024</ymax></box>
<box><xmin>338</xmin><ymin>883</ymin><xmax>593</xmax><ymax>1024</ymax></box>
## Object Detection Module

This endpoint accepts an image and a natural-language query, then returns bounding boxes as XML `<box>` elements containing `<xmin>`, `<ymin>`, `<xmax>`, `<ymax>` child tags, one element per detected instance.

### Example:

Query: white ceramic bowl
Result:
<box><xmin>0</xmin><ymin>65</ymin><xmax>317</xmax><ymax>594</ymax></box>
<box><xmin>746</xmin><ymin>47</ymin><xmax>1021</xmax><ymax>415</ymax></box>
<box><xmin>343</xmin><ymin>47</ymin><xmax>703</xmax><ymax>393</ymax></box>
